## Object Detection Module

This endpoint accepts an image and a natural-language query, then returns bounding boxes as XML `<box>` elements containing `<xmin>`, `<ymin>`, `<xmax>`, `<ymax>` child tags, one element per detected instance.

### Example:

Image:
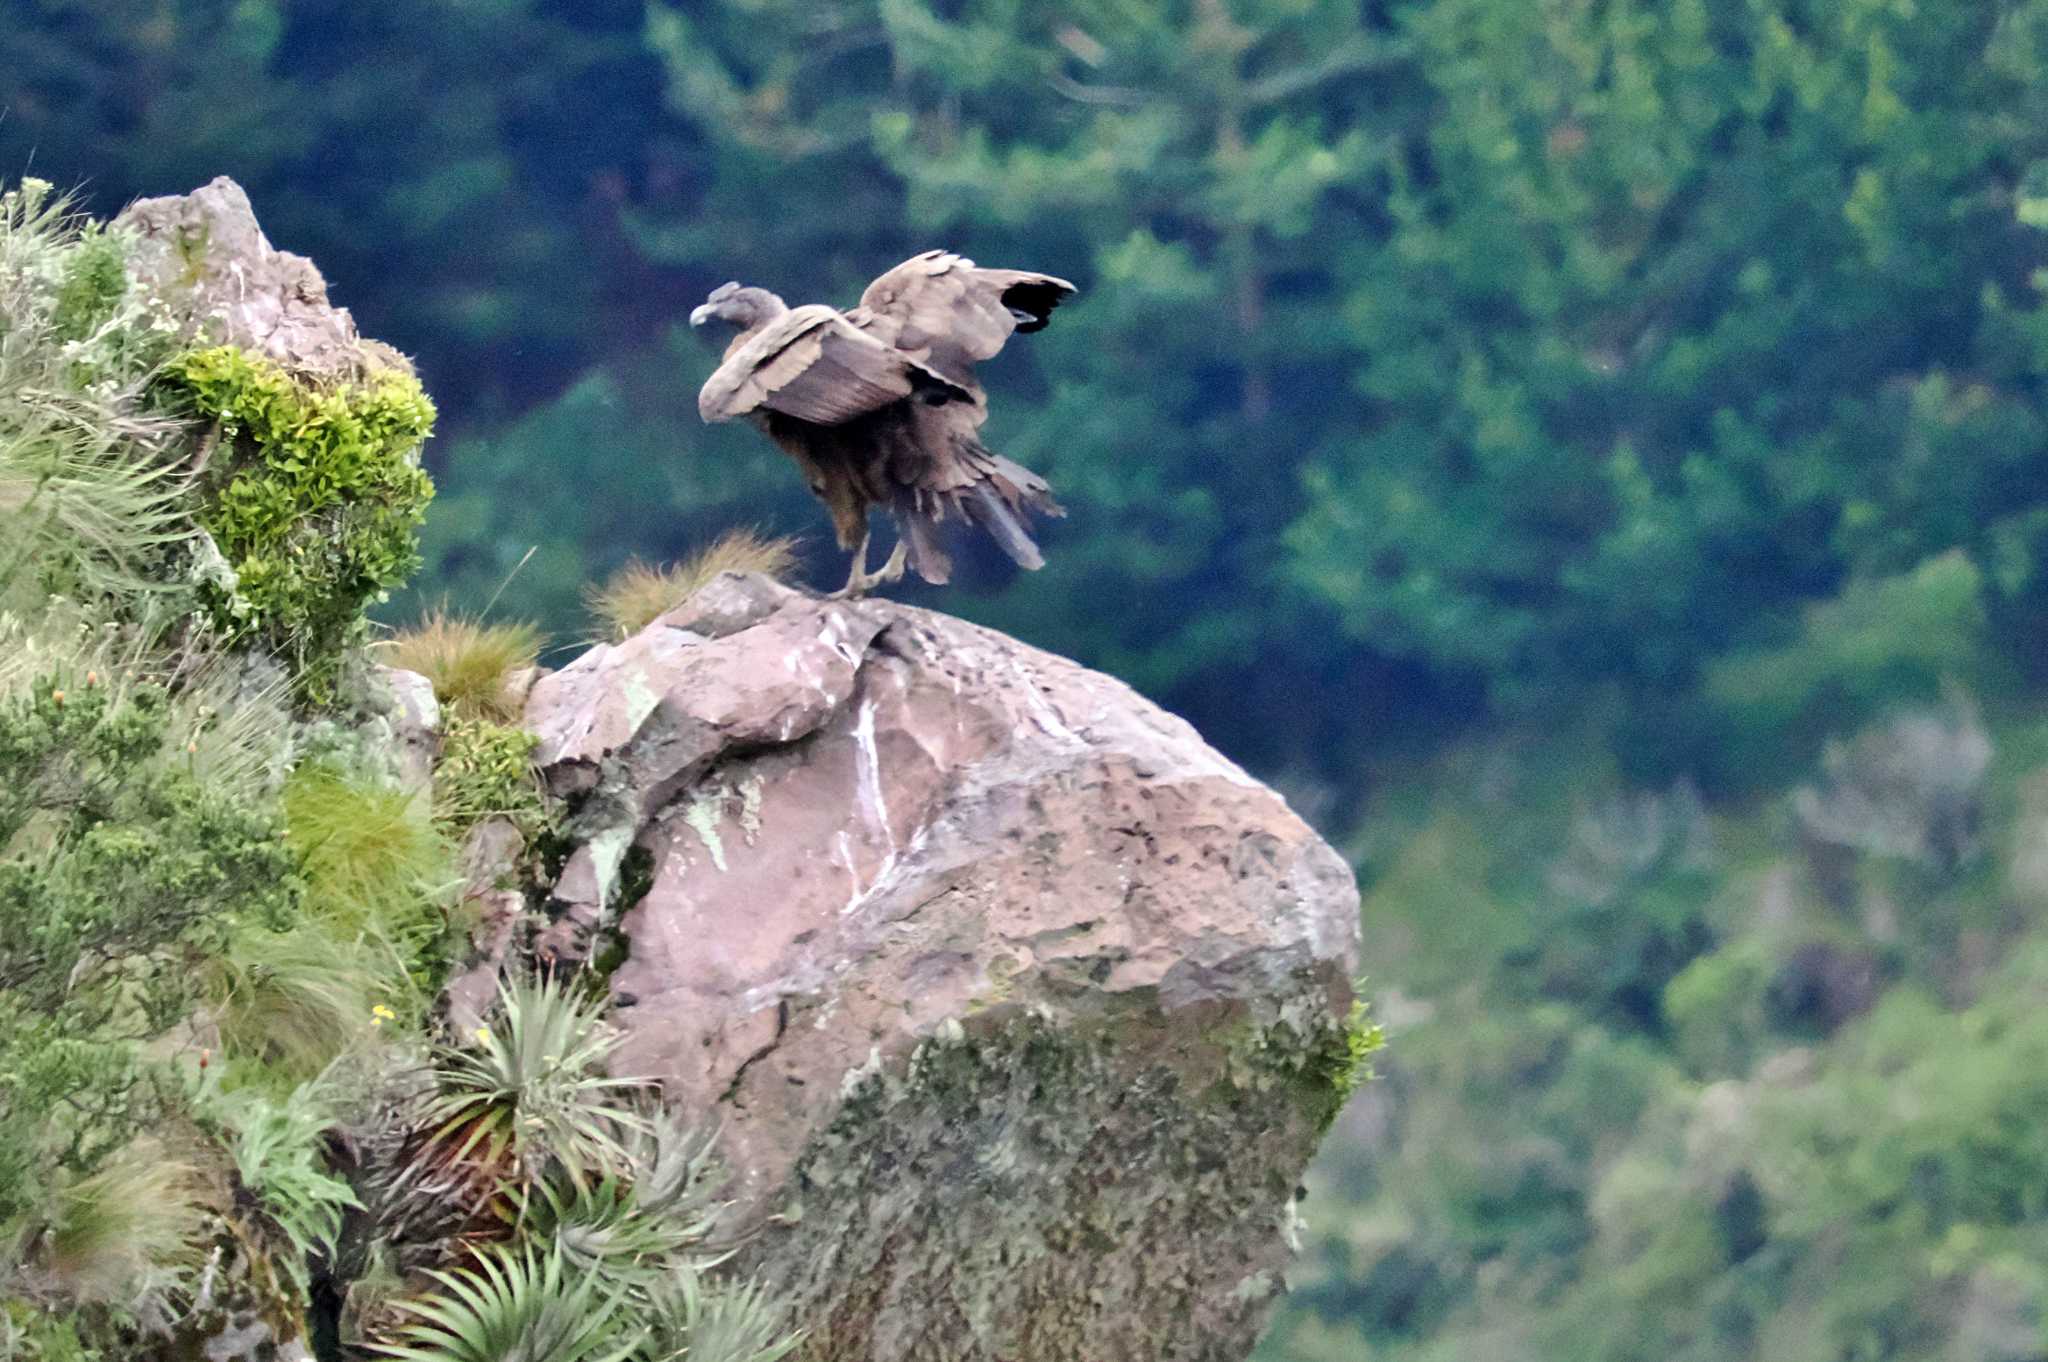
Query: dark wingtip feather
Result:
<box><xmin>999</xmin><ymin>278</ymin><xmax>1074</xmax><ymax>333</ymax></box>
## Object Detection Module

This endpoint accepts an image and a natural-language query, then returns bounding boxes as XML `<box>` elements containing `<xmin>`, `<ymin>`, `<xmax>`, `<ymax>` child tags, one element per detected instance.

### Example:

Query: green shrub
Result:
<box><xmin>46</xmin><ymin>225</ymin><xmax>126</xmax><ymax>345</ymax></box>
<box><xmin>433</xmin><ymin>715</ymin><xmax>544</xmax><ymax>837</ymax></box>
<box><xmin>158</xmin><ymin>344</ymin><xmax>436</xmax><ymax>699</ymax></box>
<box><xmin>0</xmin><ymin>658</ymin><xmax>300</xmax><ymax>1221</ymax></box>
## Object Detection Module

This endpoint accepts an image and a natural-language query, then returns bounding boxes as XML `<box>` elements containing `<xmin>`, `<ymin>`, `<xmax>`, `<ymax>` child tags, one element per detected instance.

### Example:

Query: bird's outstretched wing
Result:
<box><xmin>698</xmin><ymin>303</ymin><xmax>966</xmax><ymax>426</ymax></box>
<box><xmin>852</xmin><ymin>251</ymin><xmax>1076</xmax><ymax>386</ymax></box>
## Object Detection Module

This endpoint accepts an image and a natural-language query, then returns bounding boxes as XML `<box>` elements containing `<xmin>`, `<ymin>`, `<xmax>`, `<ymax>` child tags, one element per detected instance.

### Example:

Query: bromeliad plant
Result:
<box><xmin>416</xmin><ymin>975</ymin><xmax>647</xmax><ymax>1191</ymax></box>
<box><xmin>369</xmin><ymin>976</ymin><xmax>801</xmax><ymax>1362</ymax></box>
<box><xmin>505</xmin><ymin>1108</ymin><xmax>737</xmax><ymax>1301</ymax></box>
<box><xmin>380</xmin><ymin>1243</ymin><xmax>638</xmax><ymax>1362</ymax></box>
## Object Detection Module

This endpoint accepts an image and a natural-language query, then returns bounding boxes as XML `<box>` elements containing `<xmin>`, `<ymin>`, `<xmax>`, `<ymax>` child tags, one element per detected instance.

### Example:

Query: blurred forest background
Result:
<box><xmin>11</xmin><ymin>0</ymin><xmax>2048</xmax><ymax>1357</ymax></box>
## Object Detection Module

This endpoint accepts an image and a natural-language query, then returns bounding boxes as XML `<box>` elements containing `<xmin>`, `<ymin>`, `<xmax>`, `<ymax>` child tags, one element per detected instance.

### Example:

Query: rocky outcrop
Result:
<box><xmin>523</xmin><ymin>573</ymin><xmax>1362</xmax><ymax>1361</ymax></box>
<box><xmin>102</xmin><ymin>174</ymin><xmax>1363</xmax><ymax>1362</ymax></box>
<box><xmin>116</xmin><ymin>175</ymin><xmax>408</xmax><ymax>379</ymax></box>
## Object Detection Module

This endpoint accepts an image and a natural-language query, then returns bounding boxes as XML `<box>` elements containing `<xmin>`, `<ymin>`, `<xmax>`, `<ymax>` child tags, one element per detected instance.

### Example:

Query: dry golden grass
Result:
<box><xmin>587</xmin><ymin>529</ymin><xmax>800</xmax><ymax>641</ymax></box>
<box><xmin>383</xmin><ymin>608</ymin><xmax>541</xmax><ymax>721</ymax></box>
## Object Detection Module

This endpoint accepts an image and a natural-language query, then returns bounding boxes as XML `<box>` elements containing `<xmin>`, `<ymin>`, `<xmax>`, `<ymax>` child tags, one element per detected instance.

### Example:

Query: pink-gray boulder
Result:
<box><xmin>524</xmin><ymin>573</ymin><xmax>1363</xmax><ymax>1362</ymax></box>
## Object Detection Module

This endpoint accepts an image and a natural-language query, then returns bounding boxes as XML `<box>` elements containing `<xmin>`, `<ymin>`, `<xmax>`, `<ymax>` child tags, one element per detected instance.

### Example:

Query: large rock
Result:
<box><xmin>116</xmin><ymin>175</ymin><xmax>407</xmax><ymax>379</ymax></box>
<box><xmin>525</xmin><ymin>573</ymin><xmax>1362</xmax><ymax>1362</ymax></box>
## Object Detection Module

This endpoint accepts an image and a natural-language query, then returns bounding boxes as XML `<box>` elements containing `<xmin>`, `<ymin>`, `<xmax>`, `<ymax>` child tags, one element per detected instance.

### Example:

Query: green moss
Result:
<box><xmin>157</xmin><ymin>345</ymin><xmax>436</xmax><ymax>700</ymax></box>
<box><xmin>1315</xmin><ymin>999</ymin><xmax>1386</xmax><ymax>1117</ymax></box>
<box><xmin>1219</xmin><ymin>995</ymin><xmax>1384</xmax><ymax>1135</ymax></box>
<box><xmin>434</xmin><ymin>713</ymin><xmax>545</xmax><ymax>837</ymax></box>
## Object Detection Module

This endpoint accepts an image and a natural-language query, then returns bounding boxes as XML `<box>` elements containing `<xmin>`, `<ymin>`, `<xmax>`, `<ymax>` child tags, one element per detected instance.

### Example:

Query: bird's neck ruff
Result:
<box><xmin>733</xmin><ymin>287</ymin><xmax>790</xmax><ymax>339</ymax></box>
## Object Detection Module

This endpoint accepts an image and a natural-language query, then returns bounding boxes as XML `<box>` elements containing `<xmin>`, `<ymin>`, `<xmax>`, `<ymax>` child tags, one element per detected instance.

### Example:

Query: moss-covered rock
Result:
<box><xmin>158</xmin><ymin>344</ymin><xmax>435</xmax><ymax>699</ymax></box>
<box><xmin>753</xmin><ymin>1002</ymin><xmax>1357</xmax><ymax>1362</ymax></box>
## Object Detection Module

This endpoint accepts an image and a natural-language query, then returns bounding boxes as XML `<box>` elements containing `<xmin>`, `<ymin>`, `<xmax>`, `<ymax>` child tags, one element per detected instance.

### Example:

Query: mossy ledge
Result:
<box><xmin>157</xmin><ymin>343</ymin><xmax>435</xmax><ymax>701</ymax></box>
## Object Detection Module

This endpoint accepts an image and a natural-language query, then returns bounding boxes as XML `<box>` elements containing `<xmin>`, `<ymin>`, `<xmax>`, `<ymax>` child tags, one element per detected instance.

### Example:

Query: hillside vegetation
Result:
<box><xmin>0</xmin><ymin>182</ymin><xmax>792</xmax><ymax>1362</ymax></box>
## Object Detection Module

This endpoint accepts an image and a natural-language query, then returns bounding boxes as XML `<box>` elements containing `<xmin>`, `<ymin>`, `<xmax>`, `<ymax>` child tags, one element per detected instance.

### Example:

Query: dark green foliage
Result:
<box><xmin>1262</xmin><ymin>697</ymin><xmax>2048</xmax><ymax>1362</ymax></box>
<box><xmin>158</xmin><ymin>345</ymin><xmax>436</xmax><ymax>698</ymax></box>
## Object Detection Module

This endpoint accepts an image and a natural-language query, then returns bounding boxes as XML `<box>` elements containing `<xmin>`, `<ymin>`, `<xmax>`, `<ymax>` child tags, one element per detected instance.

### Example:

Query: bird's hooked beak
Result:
<box><xmin>689</xmin><ymin>302</ymin><xmax>718</xmax><ymax>328</ymax></box>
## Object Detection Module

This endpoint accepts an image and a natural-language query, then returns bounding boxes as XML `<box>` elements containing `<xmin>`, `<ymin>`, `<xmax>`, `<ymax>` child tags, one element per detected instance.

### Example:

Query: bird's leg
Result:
<box><xmin>830</xmin><ymin>530</ymin><xmax>874</xmax><ymax>599</ymax></box>
<box><xmin>875</xmin><ymin>539</ymin><xmax>910</xmax><ymax>586</ymax></box>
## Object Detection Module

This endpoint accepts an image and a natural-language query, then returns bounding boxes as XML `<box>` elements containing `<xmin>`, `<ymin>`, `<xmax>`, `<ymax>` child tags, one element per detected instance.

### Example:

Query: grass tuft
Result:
<box><xmin>586</xmin><ymin>529</ymin><xmax>798</xmax><ymax>642</ymax></box>
<box><xmin>384</xmin><ymin>608</ymin><xmax>540</xmax><ymax>722</ymax></box>
<box><xmin>286</xmin><ymin>765</ymin><xmax>456</xmax><ymax>937</ymax></box>
<box><xmin>0</xmin><ymin>179</ymin><xmax>191</xmax><ymax>611</ymax></box>
<box><xmin>207</xmin><ymin>922</ymin><xmax>381</xmax><ymax>1078</ymax></box>
<box><xmin>33</xmin><ymin>1139</ymin><xmax>209</xmax><ymax>1310</ymax></box>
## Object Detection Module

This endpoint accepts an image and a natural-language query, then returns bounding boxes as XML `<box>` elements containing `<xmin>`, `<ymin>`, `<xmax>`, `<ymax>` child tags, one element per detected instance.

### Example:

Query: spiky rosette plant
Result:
<box><xmin>393</xmin><ymin>975</ymin><xmax>647</xmax><ymax>1239</ymax></box>
<box><xmin>379</xmin><ymin>1244</ymin><xmax>638</xmax><ymax>1362</ymax></box>
<box><xmin>431</xmin><ymin>975</ymin><xmax>646</xmax><ymax>1177</ymax></box>
<box><xmin>640</xmin><ymin>1270</ymin><xmax>801</xmax><ymax>1362</ymax></box>
<box><xmin>514</xmin><ymin>1111</ymin><xmax>733</xmax><ymax>1280</ymax></box>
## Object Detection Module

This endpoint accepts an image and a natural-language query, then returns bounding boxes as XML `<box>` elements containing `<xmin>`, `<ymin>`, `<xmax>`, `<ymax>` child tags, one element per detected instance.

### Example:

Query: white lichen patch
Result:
<box><xmin>738</xmin><ymin>772</ymin><xmax>765</xmax><ymax>844</ymax></box>
<box><xmin>620</xmin><ymin>664</ymin><xmax>664</xmax><ymax>735</ymax></box>
<box><xmin>681</xmin><ymin>785</ymin><xmax>730</xmax><ymax>871</ymax></box>
<box><xmin>586</xmin><ymin>822</ymin><xmax>634</xmax><ymax>904</ymax></box>
<box><xmin>851</xmin><ymin>697</ymin><xmax>892</xmax><ymax>849</ymax></box>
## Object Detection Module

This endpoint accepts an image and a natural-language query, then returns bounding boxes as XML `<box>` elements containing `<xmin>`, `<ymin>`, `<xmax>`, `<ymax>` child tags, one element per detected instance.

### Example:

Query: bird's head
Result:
<box><xmin>690</xmin><ymin>282</ymin><xmax>787</xmax><ymax>335</ymax></box>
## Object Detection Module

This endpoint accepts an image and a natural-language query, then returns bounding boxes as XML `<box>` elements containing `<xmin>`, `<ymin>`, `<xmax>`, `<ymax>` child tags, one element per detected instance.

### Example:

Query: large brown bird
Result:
<box><xmin>690</xmin><ymin>250</ymin><xmax>1075</xmax><ymax>596</ymax></box>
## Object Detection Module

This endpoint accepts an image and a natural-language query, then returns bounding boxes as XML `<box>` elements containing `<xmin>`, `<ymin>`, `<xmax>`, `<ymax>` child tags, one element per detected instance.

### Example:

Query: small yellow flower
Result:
<box><xmin>369</xmin><ymin>1016</ymin><xmax>383</xmax><ymax>1028</ymax></box>
<box><xmin>475</xmin><ymin>1026</ymin><xmax>492</xmax><ymax>1045</ymax></box>
<box><xmin>372</xmin><ymin>1003</ymin><xmax>397</xmax><ymax>1020</ymax></box>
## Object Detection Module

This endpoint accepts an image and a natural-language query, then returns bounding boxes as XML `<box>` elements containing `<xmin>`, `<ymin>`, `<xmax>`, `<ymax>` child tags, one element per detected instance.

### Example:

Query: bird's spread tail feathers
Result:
<box><xmin>891</xmin><ymin>442</ymin><xmax>1062</xmax><ymax>585</ymax></box>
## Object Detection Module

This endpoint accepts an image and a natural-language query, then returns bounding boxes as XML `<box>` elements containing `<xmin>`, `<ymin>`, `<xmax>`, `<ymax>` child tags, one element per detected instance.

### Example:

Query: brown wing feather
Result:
<box><xmin>854</xmin><ymin>251</ymin><xmax>1075</xmax><ymax>385</ymax></box>
<box><xmin>699</xmin><ymin>304</ymin><xmax>962</xmax><ymax>426</ymax></box>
